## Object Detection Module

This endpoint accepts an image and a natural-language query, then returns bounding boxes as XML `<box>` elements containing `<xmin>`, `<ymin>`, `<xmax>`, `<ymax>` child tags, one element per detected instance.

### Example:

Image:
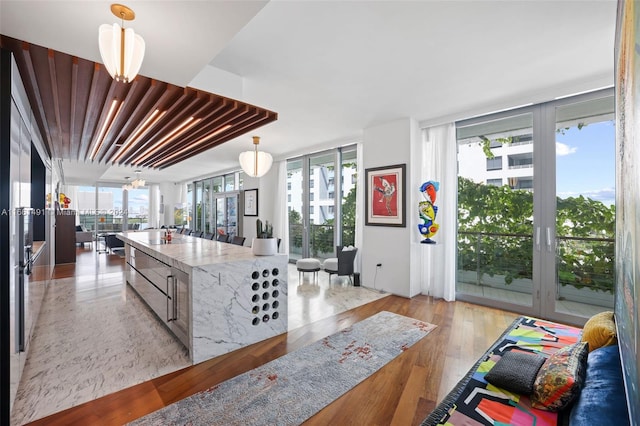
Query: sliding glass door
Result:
<box><xmin>213</xmin><ymin>194</ymin><xmax>238</xmax><ymax>237</ymax></box>
<box><xmin>457</xmin><ymin>112</ymin><xmax>536</xmax><ymax>310</ymax></box>
<box><xmin>340</xmin><ymin>149</ymin><xmax>358</xmax><ymax>246</ymax></box>
<box><xmin>456</xmin><ymin>89</ymin><xmax>614</xmax><ymax>324</ymax></box>
<box><xmin>287</xmin><ymin>146</ymin><xmax>358</xmax><ymax>263</ymax></box>
<box><xmin>549</xmin><ymin>95</ymin><xmax>615</xmax><ymax>322</ymax></box>
<box><xmin>191</xmin><ymin>173</ymin><xmax>240</xmax><ymax>237</ymax></box>
<box><xmin>308</xmin><ymin>152</ymin><xmax>336</xmax><ymax>259</ymax></box>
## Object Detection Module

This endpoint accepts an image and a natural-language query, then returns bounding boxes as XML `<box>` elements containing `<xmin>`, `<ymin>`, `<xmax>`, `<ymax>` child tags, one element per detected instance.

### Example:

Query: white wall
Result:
<box><xmin>242</xmin><ymin>168</ymin><xmax>279</xmax><ymax>245</ymax></box>
<box><xmin>158</xmin><ymin>182</ymin><xmax>182</xmax><ymax>227</ymax></box>
<box><xmin>361</xmin><ymin>118</ymin><xmax>419</xmax><ymax>297</ymax></box>
<box><xmin>242</xmin><ymin>175</ymin><xmax>260</xmax><ymax>242</ymax></box>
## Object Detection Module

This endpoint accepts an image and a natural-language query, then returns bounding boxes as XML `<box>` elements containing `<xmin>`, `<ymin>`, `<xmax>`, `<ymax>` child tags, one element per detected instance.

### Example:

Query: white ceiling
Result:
<box><xmin>1</xmin><ymin>0</ymin><xmax>616</xmax><ymax>185</ymax></box>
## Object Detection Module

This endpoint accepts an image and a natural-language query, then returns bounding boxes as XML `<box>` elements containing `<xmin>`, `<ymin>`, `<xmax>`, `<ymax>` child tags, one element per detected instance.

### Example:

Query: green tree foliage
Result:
<box><xmin>289</xmin><ymin>209</ymin><xmax>301</xmax><ymax>224</ymax></box>
<box><xmin>341</xmin><ymin>186</ymin><xmax>357</xmax><ymax>246</ymax></box>
<box><xmin>174</xmin><ymin>207</ymin><xmax>185</xmax><ymax>225</ymax></box>
<box><xmin>287</xmin><ymin>182</ymin><xmax>357</xmax><ymax>255</ymax></box>
<box><xmin>289</xmin><ymin>209</ymin><xmax>303</xmax><ymax>249</ymax></box>
<box><xmin>458</xmin><ymin>177</ymin><xmax>615</xmax><ymax>293</ymax></box>
<box><xmin>458</xmin><ymin>177</ymin><xmax>534</xmax><ymax>286</ymax></box>
<box><xmin>555</xmin><ymin>196</ymin><xmax>615</xmax><ymax>291</ymax></box>
<box><xmin>479</xmin><ymin>135</ymin><xmax>512</xmax><ymax>159</ymax></box>
<box><xmin>306</xmin><ymin>186</ymin><xmax>357</xmax><ymax>255</ymax></box>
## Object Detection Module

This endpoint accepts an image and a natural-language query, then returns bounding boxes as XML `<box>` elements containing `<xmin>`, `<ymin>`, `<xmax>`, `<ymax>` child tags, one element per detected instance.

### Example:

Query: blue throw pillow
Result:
<box><xmin>569</xmin><ymin>345</ymin><xmax>630</xmax><ymax>426</ymax></box>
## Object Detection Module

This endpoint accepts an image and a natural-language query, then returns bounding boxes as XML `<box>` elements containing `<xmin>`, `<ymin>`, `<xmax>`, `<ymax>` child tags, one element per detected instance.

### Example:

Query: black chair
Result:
<box><xmin>230</xmin><ymin>236</ymin><xmax>246</xmax><ymax>246</ymax></box>
<box><xmin>104</xmin><ymin>234</ymin><xmax>125</xmax><ymax>254</ymax></box>
<box><xmin>180</xmin><ymin>228</ymin><xmax>190</xmax><ymax>235</ymax></box>
<box><xmin>323</xmin><ymin>245</ymin><xmax>358</xmax><ymax>284</ymax></box>
<box><xmin>191</xmin><ymin>230</ymin><xmax>203</xmax><ymax>238</ymax></box>
<box><xmin>203</xmin><ymin>232</ymin><xmax>214</xmax><ymax>240</ymax></box>
<box><xmin>217</xmin><ymin>234</ymin><xmax>229</xmax><ymax>243</ymax></box>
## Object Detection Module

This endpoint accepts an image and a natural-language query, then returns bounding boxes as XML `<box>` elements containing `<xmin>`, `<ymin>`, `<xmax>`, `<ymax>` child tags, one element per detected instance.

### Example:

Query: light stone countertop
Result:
<box><xmin>117</xmin><ymin>230</ymin><xmax>277</xmax><ymax>272</ymax></box>
<box><xmin>118</xmin><ymin>229</ymin><xmax>289</xmax><ymax>365</ymax></box>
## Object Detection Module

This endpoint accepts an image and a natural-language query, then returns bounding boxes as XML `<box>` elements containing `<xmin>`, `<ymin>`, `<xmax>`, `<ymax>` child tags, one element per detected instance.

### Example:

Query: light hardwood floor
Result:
<box><xmin>25</xmin><ymin>249</ymin><xmax>520</xmax><ymax>426</ymax></box>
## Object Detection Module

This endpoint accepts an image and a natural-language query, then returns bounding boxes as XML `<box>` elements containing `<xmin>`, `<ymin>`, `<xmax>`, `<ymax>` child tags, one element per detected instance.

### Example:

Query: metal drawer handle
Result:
<box><xmin>167</xmin><ymin>275</ymin><xmax>174</xmax><ymax>322</ymax></box>
<box><xmin>173</xmin><ymin>276</ymin><xmax>178</xmax><ymax>321</ymax></box>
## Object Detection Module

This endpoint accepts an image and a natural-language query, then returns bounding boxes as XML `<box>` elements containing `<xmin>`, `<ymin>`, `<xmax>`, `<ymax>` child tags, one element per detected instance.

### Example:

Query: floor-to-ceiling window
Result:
<box><xmin>191</xmin><ymin>172</ymin><xmax>240</xmax><ymax>237</ymax></box>
<box><xmin>71</xmin><ymin>183</ymin><xmax>149</xmax><ymax>235</ymax></box>
<box><xmin>455</xmin><ymin>89</ymin><xmax>614</xmax><ymax>324</ymax></box>
<box><xmin>125</xmin><ymin>186</ymin><xmax>149</xmax><ymax>230</ymax></box>
<box><xmin>457</xmin><ymin>112</ymin><xmax>535</xmax><ymax>309</ymax></box>
<box><xmin>186</xmin><ymin>183</ymin><xmax>193</xmax><ymax>229</ymax></box>
<box><xmin>194</xmin><ymin>181</ymin><xmax>204</xmax><ymax>231</ymax></box>
<box><xmin>552</xmin><ymin>95</ymin><xmax>615</xmax><ymax>320</ymax></box>
<box><xmin>340</xmin><ymin>148</ymin><xmax>357</xmax><ymax>246</ymax></box>
<box><xmin>287</xmin><ymin>145</ymin><xmax>357</xmax><ymax>263</ymax></box>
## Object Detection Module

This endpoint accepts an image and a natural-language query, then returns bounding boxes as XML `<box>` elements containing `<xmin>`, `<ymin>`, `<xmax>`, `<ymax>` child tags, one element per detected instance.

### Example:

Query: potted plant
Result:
<box><xmin>252</xmin><ymin>218</ymin><xmax>277</xmax><ymax>255</ymax></box>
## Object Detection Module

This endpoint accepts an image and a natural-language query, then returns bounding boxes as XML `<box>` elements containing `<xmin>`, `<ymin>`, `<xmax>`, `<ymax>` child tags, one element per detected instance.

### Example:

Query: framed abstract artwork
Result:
<box><xmin>365</xmin><ymin>163</ymin><xmax>406</xmax><ymax>227</ymax></box>
<box><xmin>243</xmin><ymin>189</ymin><xmax>258</xmax><ymax>216</ymax></box>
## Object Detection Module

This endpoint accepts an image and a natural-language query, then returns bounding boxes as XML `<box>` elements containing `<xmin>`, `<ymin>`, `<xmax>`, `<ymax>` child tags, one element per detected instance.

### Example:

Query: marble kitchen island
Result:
<box><xmin>118</xmin><ymin>230</ymin><xmax>288</xmax><ymax>364</ymax></box>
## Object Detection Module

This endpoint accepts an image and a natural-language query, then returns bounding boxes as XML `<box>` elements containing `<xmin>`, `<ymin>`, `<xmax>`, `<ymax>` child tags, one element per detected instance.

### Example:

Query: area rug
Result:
<box><xmin>129</xmin><ymin>311</ymin><xmax>436</xmax><ymax>425</ymax></box>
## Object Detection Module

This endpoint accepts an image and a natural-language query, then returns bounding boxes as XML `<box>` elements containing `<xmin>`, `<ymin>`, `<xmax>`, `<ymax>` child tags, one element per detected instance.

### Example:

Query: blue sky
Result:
<box><xmin>556</xmin><ymin>120</ymin><xmax>615</xmax><ymax>206</ymax></box>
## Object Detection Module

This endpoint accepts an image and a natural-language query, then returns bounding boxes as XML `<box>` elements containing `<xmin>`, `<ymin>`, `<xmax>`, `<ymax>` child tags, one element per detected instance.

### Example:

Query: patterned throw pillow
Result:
<box><xmin>531</xmin><ymin>341</ymin><xmax>589</xmax><ymax>411</ymax></box>
<box><xmin>485</xmin><ymin>350</ymin><xmax>546</xmax><ymax>395</ymax></box>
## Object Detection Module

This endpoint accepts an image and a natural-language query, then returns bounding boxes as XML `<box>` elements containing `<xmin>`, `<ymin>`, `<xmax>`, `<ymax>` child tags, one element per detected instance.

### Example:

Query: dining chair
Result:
<box><xmin>230</xmin><ymin>236</ymin><xmax>246</xmax><ymax>246</ymax></box>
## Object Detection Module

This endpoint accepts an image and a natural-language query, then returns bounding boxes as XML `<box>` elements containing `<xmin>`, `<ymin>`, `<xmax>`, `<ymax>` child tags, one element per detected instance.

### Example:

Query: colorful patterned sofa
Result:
<box><xmin>422</xmin><ymin>313</ymin><xmax>630</xmax><ymax>426</ymax></box>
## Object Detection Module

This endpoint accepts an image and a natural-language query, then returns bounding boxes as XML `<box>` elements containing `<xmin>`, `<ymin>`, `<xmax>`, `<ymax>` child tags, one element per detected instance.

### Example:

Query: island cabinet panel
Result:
<box><xmin>168</xmin><ymin>267</ymin><xmax>189</xmax><ymax>348</ymax></box>
<box><xmin>126</xmin><ymin>246</ymin><xmax>188</xmax><ymax>346</ymax></box>
<box><xmin>190</xmin><ymin>258</ymin><xmax>288</xmax><ymax>364</ymax></box>
<box><xmin>128</xmin><ymin>266</ymin><xmax>172</xmax><ymax>324</ymax></box>
<box><xmin>118</xmin><ymin>230</ymin><xmax>288</xmax><ymax>365</ymax></box>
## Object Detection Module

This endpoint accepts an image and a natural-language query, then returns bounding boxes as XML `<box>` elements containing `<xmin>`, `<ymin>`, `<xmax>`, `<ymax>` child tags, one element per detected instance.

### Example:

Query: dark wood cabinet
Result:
<box><xmin>55</xmin><ymin>210</ymin><xmax>76</xmax><ymax>264</ymax></box>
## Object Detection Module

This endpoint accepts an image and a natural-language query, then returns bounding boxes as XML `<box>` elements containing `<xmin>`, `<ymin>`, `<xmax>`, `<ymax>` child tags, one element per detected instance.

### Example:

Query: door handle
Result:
<box><xmin>26</xmin><ymin>247</ymin><xmax>33</xmax><ymax>275</ymax></box>
<box><xmin>536</xmin><ymin>227</ymin><xmax>541</xmax><ymax>252</ymax></box>
<box><xmin>546</xmin><ymin>227</ymin><xmax>552</xmax><ymax>253</ymax></box>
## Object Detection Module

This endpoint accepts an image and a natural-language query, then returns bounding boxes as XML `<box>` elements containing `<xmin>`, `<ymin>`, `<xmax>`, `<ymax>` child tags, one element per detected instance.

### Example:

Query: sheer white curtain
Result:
<box><xmin>178</xmin><ymin>182</ymin><xmax>188</xmax><ymax>205</ymax></box>
<box><xmin>148</xmin><ymin>184</ymin><xmax>160</xmax><ymax>229</ymax></box>
<box><xmin>421</xmin><ymin>123</ymin><xmax>457</xmax><ymax>301</ymax></box>
<box><xmin>272</xmin><ymin>160</ymin><xmax>289</xmax><ymax>254</ymax></box>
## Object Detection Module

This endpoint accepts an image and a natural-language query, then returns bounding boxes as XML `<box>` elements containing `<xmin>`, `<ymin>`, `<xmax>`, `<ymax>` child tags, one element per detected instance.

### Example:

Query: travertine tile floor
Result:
<box><xmin>11</xmin><ymin>262</ymin><xmax>388</xmax><ymax>425</ymax></box>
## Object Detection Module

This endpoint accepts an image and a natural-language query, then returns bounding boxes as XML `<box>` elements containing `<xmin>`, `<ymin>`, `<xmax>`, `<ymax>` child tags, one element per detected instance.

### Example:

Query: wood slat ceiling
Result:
<box><xmin>1</xmin><ymin>35</ymin><xmax>277</xmax><ymax>169</ymax></box>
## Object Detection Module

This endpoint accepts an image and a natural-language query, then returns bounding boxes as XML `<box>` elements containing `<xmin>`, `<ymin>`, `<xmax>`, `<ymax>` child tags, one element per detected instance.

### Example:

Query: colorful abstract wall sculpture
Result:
<box><xmin>418</xmin><ymin>180</ymin><xmax>439</xmax><ymax>244</ymax></box>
